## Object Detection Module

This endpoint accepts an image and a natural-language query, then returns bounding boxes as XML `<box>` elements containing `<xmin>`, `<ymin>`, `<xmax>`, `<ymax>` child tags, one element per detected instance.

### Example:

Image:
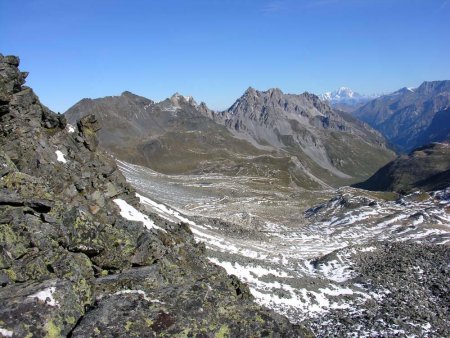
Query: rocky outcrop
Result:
<box><xmin>0</xmin><ymin>55</ymin><xmax>311</xmax><ymax>337</ymax></box>
<box><xmin>353</xmin><ymin>142</ymin><xmax>450</xmax><ymax>194</ymax></box>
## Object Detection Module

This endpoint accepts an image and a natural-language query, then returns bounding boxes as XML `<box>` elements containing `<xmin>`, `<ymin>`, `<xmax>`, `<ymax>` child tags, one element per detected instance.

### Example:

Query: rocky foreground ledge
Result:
<box><xmin>0</xmin><ymin>55</ymin><xmax>311</xmax><ymax>337</ymax></box>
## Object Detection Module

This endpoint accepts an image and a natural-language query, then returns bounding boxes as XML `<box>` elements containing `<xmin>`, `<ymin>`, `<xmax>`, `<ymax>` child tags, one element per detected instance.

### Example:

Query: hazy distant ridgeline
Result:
<box><xmin>353</xmin><ymin>80</ymin><xmax>450</xmax><ymax>153</ymax></box>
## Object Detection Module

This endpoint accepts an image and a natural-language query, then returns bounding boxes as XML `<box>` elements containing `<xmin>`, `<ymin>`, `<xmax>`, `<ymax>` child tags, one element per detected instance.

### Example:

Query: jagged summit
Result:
<box><xmin>169</xmin><ymin>92</ymin><xmax>197</xmax><ymax>107</ymax></box>
<box><xmin>121</xmin><ymin>90</ymin><xmax>134</xmax><ymax>96</ymax></box>
<box><xmin>216</xmin><ymin>85</ymin><xmax>395</xmax><ymax>185</ymax></box>
<box><xmin>229</xmin><ymin>87</ymin><xmax>328</xmax><ymax>113</ymax></box>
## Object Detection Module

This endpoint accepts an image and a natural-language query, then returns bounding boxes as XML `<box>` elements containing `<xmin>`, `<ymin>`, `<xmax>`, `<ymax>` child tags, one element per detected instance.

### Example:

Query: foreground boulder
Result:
<box><xmin>0</xmin><ymin>54</ymin><xmax>311</xmax><ymax>337</ymax></box>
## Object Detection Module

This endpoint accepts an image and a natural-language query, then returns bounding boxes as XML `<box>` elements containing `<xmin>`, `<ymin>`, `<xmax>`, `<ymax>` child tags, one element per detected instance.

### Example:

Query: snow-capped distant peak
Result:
<box><xmin>336</xmin><ymin>87</ymin><xmax>355</xmax><ymax>97</ymax></box>
<box><xmin>171</xmin><ymin>92</ymin><xmax>193</xmax><ymax>102</ymax></box>
<box><xmin>321</xmin><ymin>87</ymin><xmax>377</xmax><ymax>104</ymax></box>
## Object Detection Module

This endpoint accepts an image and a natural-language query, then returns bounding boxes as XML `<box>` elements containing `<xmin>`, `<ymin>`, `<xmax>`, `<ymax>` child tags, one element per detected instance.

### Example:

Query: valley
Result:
<box><xmin>63</xmin><ymin>79</ymin><xmax>450</xmax><ymax>337</ymax></box>
<box><xmin>118</xmin><ymin>159</ymin><xmax>450</xmax><ymax>337</ymax></box>
<box><xmin>2</xmin><ymin>1</ymin><xmax>450</xmax><ymax>336</ymax></box>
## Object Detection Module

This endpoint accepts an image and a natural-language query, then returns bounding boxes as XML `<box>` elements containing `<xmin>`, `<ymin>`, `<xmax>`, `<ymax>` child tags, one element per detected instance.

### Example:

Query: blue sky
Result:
<box><xmin>1</xmin><ymin>0</ymin><xmax>449</xmax><ymax>112</ymax></box>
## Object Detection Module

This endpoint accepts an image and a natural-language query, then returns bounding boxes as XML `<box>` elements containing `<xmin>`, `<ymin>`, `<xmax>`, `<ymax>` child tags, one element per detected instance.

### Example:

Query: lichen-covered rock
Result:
<box><xmin>0</xmin><ymin>55</ymin><xmax>311</xmax><ymax>337</ymax></box>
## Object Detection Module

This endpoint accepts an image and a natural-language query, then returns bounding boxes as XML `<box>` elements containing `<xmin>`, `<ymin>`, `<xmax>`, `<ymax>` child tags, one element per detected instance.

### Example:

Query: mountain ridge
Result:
<box><xmin>66</xmin><ymin>87</ymin><xmax>395</xmax><ymax>189</ymax></box>
<box><xmin>353</xmin><ymin>80</ymin><xmax>450</xmax><ymax>152</ymax></box>
<box><xmin>214</xmin><ymin>87</ymin><xmax>395</xmax><ymax>182</ymax></box>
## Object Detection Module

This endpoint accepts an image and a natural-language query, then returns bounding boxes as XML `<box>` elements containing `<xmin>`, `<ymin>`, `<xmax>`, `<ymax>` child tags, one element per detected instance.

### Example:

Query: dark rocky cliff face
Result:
<box><xmin>0</xmin><ymin>55</ymin><xmax>311</xmax><ymax>337</ymax></box>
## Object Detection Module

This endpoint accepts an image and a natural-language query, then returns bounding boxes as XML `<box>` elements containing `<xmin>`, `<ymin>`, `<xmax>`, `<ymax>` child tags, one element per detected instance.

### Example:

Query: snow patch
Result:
<box><xmin>113</xmin><ymin>289</ymin><xmax>164</xmax><ymax>303</ymax></box>
<box><xmin>113</xmin><ymin>199</ymin><xmax>166</xmax><ymax>232</ymax></box>
<box><xmin>0</xmin><ymin>327</ymin><xmax>13</xmax><ymax>337</ymax></box>
<box><xmin>136</xmin><ymin>193</ymin><xmax>195</xmax><ymax>226</ymax></box>
<box><xmin>317</xmin><ymin>258</ymin><xmax>355</xmax><ymax>282</ymax></box>
<box><xmin>67</xmin><ymin>124</ymin><xmax>75</xmax><ymax>133</ymax></box>
<box><xmin>55</xmin><ymin>150</ymin><xmax>67</xmax><ymax>163</ymax></box>
<box><xmin>28</xmin><ymin>287</ymin><xmax>59</xmax><ymax>307</ymax></box>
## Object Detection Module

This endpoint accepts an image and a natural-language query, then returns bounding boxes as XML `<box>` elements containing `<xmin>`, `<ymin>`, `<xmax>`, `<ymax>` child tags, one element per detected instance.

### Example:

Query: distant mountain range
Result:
<box><xmin>65</xmin><ymin>88</ymin><xmax>395</xmax><ymax>189</ymax></box>
<box><xmin>321</xmin><ymin>87</ymin><xmax>378</xmax><ymax>112</ymax></box>
<box><xmin>353</xmin><ymin>81</ymin><xmax>450</xmax><ymax>153</ymax></box>
<box><xmin>65</xmin><ymin>81</ymin><xmax>450</xmax><ymax>191</ymax></box>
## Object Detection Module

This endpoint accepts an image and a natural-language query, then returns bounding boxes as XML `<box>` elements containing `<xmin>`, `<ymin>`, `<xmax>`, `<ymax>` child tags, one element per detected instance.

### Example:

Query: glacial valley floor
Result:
<box><xmin>118</xmin><ymin>160</ymin><xmax>450</xmax><ymax>337</ymax></box>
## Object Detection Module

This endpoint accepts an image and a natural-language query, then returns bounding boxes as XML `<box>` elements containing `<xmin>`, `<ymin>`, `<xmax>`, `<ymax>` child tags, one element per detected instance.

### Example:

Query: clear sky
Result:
<box><xmin>1</xmin><ymin>0</ymin><xmax>450</xmax><ymax>112</ymax></box>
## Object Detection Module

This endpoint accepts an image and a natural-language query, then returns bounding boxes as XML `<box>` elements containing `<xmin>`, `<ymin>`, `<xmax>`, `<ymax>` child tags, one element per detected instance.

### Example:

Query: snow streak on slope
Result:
<box><xmin>117</xmin><ymin>160</ymin><xmax>449</xmax><ymax>337</ymax></box>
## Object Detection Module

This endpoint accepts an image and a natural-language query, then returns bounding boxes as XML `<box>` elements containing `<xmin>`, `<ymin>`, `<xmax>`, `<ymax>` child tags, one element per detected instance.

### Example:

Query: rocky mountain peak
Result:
<box><xmin>121</xmin><ymin>90</ymin><xmax>141</xmax><ymax>98</ymax></box>
<box><xmin>217</xmin><ymin>85</ymin><xmax>395</xmax><ymax>185</ymax></box>
<box><xmin>0</xmin><ymin>55</ymin><xmax>28</xmax><ymax>107</ymax></box>
<box><xmin>417</xmin><ymin>80</ymin><xmax>450</xmax><ymax>95</ymax></box>
<box><xmin>300</xmin><ymin>91</ymin><xmax>323</xmax><ymax>102</ymax></box>
<box><xmin>243</xmin><ymin>86</ymin><xmax>257</xmax><ymax>96</ymax></box>
<box><xmin>170</xmin><ymin>92</ymin><xmax>196</xmax><ymax>105</ymax></box>
<box><xmin>267</xmin><ymin>87</ymin><xmax>283</xmax><ymax>94</ymax></box>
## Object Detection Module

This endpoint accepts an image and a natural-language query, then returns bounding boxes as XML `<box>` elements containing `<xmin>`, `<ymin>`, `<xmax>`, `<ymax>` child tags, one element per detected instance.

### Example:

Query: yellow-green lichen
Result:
<box><xmin>255</xmin><ymin>315</ymin><xmax>265</xmax><ymax>324</ymax></box>
<box><xmin>4</xmin><ymin>268</ymin><xmax>17</xmax><ymax>281</ymax></box>
<box><xmin>215</xmin><ymin>325</ymin><xmax>230</xmax><ymax>338</ymax></box>
<box><xmin>44</xmin><ymin>320</ymin><xmax>61</xmax><ymax>338</ymax></box>
<box><xmin>125</xmin><ymin>321</ymin><xmax>133</xmax><ymax>331</ymax></box>
<box><xmin>66</xmin><ymin>316</ymin><xmax>76</xmax><ymax>325</ymax></box>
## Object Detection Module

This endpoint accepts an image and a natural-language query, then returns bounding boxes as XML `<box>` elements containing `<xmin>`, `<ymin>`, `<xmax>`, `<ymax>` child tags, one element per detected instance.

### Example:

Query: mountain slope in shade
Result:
<box><xmin>353</xmin><ymin>142</ymin><xmax>450</xmax><ymax>194</ymax></box>
<box><xmin>414</xmin><ymin>107</ymin><xmax>450</xmax><ymax>146</ymax></box>
<box><xmin>353</xmin><ymin>81</ymin><xmax>450</xmax><ymax>152</ymax></box>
